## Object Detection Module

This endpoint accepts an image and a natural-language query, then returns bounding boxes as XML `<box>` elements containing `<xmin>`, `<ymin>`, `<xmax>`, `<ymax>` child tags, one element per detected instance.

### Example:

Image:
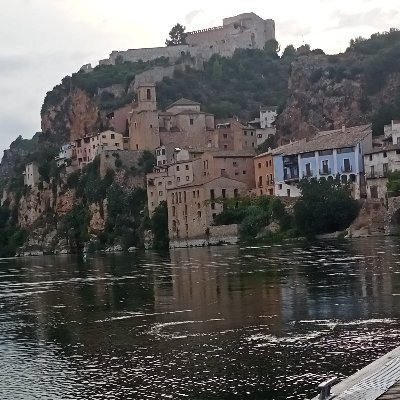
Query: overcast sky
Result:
<box><xmin>0</xmin><ymin>0</ymin><xmax>398</xmax><ymax>157</ymax></box>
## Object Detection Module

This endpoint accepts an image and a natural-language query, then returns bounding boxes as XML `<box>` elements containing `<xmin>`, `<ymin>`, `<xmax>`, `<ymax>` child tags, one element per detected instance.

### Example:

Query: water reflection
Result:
<box><xmin>1</xmin><ymin>238</ymin><xmax>400</xmax><ymax>399</ymax></box>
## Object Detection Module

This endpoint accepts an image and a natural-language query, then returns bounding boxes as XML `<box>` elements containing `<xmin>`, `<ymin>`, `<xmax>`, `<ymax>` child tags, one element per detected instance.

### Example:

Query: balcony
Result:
<box><xmin>341</xmin><ymin>165</ymin><xmax>353</xmax><ymax>173</ymax></box>
<box><xmin>319</xmin><ymin>168</ymin><xmax>332</xmax><ymax>175</ymax></box>
<box><xmin>366</xmin><ymin>171</ymin><xmax>389</xmax><ymax>179</ymax></box>
<box><xmin>284</xmin><ymin>173</ymin><xmax>299</xmax><ymax>182</ymax></box>
<box><xmin>302</xmin><ymin>170</ymin><xmax>313</xmax><ymax>178</ymax></box>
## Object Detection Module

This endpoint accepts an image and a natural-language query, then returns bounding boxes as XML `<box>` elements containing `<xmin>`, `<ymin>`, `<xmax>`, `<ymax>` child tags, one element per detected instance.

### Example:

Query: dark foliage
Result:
<box><xmin>294</xmin><ymin>177</ymin><xmax>359</xmax><ymax>237</ymax></box>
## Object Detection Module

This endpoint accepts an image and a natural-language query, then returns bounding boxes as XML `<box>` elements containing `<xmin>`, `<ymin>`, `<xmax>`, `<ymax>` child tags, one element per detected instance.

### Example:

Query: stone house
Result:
<box><xmin>74</xmin><ymin>130</ymin><xmax>123</xmax><ymax>169</ymax></box>
<box><xmin>214</xmin><ymin>120</ymin><xmax>257</xmax><ymax>151</ymax></box>
<box><xmin>253</xmin><ymin>151</ymin><xmax>274</xmax><ymax>196</ymax></box>
<box><xmin>23</xmin><ymin>162</ymin><xmax>40</xmax><ymax>187</ymax></box>
<box><xmin>55</xmin><ymin>143</ymin><xmax>75</xmax><ymax>167</ymax></box>
<box><xmin>146</xmin><ymin>149</ymin><xmax>255</xmax><ymax>215</ymax></box>
<box><xmin>272</xmin><ymin>125</ymin><xmax>372</xmax><ymax>198</ymax></box>
<box><xmin>364</xmin><ymin>122</ymin><xmax>400</xmax><ymax>200</ymax></box>
<box><xmin>248</xmin><ymin>106</ymin><xmax>277</xmax><ymax>147</ymax></box>
<box><xmin>167</xmin><ymin>176</ymin><xmax>248</xmax><ymax>244</ymax></box>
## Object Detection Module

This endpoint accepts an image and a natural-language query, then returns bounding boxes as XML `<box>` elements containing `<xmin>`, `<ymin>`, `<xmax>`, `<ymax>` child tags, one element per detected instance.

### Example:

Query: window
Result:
<box><xmin>337</xmin><ymin>147</ymin><xmax>354</xmax><ymax>154</ymax></box>
<box><xmin>258</xmin><ymin>134</ymin><xmax>262</xmax><ymax>138</ymax></box>
<box><xmin>186</xmin><ymin>176</ymin><xmax>189</xmax><ymax>181</ymax></box>
<box><xmin>221</xmin><ymin>169</ymin><xmax>226</xmax><ymax>175</ymax></box>
<box><xmin>162</xmin><ymin>149</ymin><xmax>166</xmax><ymax>155</ymax></box>
<box><xmin>150</xmin><ymin>124</ymin><xmax>153</xmax><ymax>128</ymax></box>
<box><xmin>243</xmin><ymin>170</ymin><xmax>246</xmax><ymax>174</ymax></box>
<box><xmin>224</xmin><ymin>145</ymin><xmax>228</xmax><ymax>150</ymax></box>
<box><xmin>185</xmin><ymin>165</ymin><xmax>189</xmax><ymax>170</ymax></box>
<box><xmin>111</xmin><ymin>134</ymin><xmax>115</xmax><ymax>139</ymax></box>
<box><xmin>211</xmin><ymin>202</ymin><xmax>215</xmax><ymax>210</ymax></box>
<box><xmin>233</xmin><ymin>161</ymin><xmax>237</xmax><ymax>167</ymax></box>
<box><xmin>287</xmin><ymin>189</ymin><xmax>291</xmax><ymax>197</ymax></box>
<box><xmin>397</xmin><ymin>150</ymin><xmax>400</xmax><ymax>155</ymax></box>
<box><xmin>146</xmin><ymin>88</ymin><xmax>151</xmax><ymax>100</ymax></box>
<box><xmin>383</xmin><ymin>151</ymin><xmax>387</xmax><ymax>158</ymax></box>
<box><xmin>322</xmin><ymin>160</ymin><xmax>329</xmax><ymax>174</ymax></box>
<box><xmin>383</xmin><ymin>163</ymin><xmax>388</xmax><ymax>176</ymax></box>
<box><xmin>300</xmin><ymin>152</ymin><xmax>314</xmax><ymax>159</ymax></box>
<box><xmin>369</xmin><ymin>154</ymin><xmax>373</xmax><ymax>161</ymax></box>
<box><xmin>193</xmin><ymin>190</ymin><xmax>196</xmax><ymax>197</ymax></box>
<box><xmin>184</xmin><ymin>204</ymin><xmax>187</xmax><ymax>215</ymax></box>
<box><xmin>278</xmin><ymin>184</ymin><xmax>282</xmax><ymax>190</ymax></box>
<box><xmin>343</xmin><ymin>158</ymin><xmax>351</xmax><ymax>172</ymax></box>
<box><xmin>319</xmin><ymin>149</ymin><xmax>333</xmax><ymax>156</ymax></box>
<box><xmin>222</xmin><ymin>189</ymin><xmax>226</xmax><ymax>198</ymax></box>
<box><xmin>177</xmin><ymin>176</ymin><xmax>180</xmax><ymax>182</ymax></box>
<box><xmin>197</xmin><ymin>211</ymin><xmax>201</xmax><ymax>218</ymax></box>
<box><xmin>190</xmin><ymin>118</ymin><xmax>194</xmax><ymax>125</ymax></box>
<box><xmin>210</xmin><ymin>189</ymin><xmax>215</xmax><ymax>200</ymax></box>
<box><xmin>150</xmin><ymin>191</ymin><xmax>154</xmax><ymax>197</ymax></box>
<box><xmin>252</xmin><ymin>143</ymin><xmax>255</xmax><ymax>148</ymax></box>
<box><xmin>179</xmin><ymin>192</ymin><xmax>182</xmax><ymax>203</ymax></box>
<box><xmin>234</xmin><ymin>189</ymin><xmax>238</xmax><ymax>198</ymax></box>
<box><xmin>223</xmin><ymin>133</ymin><xmax>227</xmax><ymax>138</ymax></box>
<box><xmin>158</xmin><ymin>181</ymin><xmax>162</xmax><ymax>186</ymax></box>
<box><xmin>176</xmin><ymin>166</ymin><xmax>180</xmax><ymax>171</ymax></box>
<box><xmin>258</xmin><ymin>163</ymin><xmax>261</xmax><ymax>168</ymax></box>
<box><xmin>172</xmin><ymin>206</ymin><xmax>176</xmax><ymax>216</ymax></box>
<box><xmin>305</xmin><ymin>163</ymin><xmax>311</xmax><ymax>177</ymax></box>
<box><xmin>197</xmin><ymin>190</ymin><xmax>200</xmax><ymax>198</ymax></box>
<box><xmin>115</xmin><ymin>143</ymin><xmax>120</xmax><ymax>147</ymax></box>
<box><xmin>251</xmin><ymin>131</ymin><xmax>254</xmax><ymax>136</ymax></box>
<box><xmin>159</xmin><ymin>191</ymin><xmax>163</xmax><ymax>196</ymax></box>
<box><xmin>244</xmin><ymin>131</ymin><xmax>248</xmax><ymax>136</ymax></box>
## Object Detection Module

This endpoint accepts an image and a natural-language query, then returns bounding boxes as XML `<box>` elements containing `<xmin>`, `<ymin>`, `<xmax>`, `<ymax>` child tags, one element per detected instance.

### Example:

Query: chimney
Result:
<box><xmin>342</xmin><ymin>125</ymin><xmax>346</xmax><ymax>133</ymax></box>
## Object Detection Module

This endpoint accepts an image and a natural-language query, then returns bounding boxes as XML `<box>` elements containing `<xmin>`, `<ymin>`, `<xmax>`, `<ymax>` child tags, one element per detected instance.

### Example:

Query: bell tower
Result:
<box><xmin>136</xmin><ymin>84</ymin><xmax>157</xmax><ymax>112</ymax></box>
<box><xmin>129</xmin><ymin>84</ymin><xmax>160</xmax><ymax>151</ymax></box>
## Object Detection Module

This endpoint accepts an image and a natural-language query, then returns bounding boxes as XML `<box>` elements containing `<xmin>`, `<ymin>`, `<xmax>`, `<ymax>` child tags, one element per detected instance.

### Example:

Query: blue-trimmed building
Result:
<box><xmin>272</xmin><ymin>125</ymin><xmax>372</xmax><ymax>198</ymax></box>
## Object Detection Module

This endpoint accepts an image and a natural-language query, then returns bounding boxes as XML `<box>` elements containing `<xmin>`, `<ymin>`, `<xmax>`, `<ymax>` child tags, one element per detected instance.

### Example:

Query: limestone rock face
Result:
<box><xmin>89</xmin><ymin>200</ymin><xmax>107</xmax><ymax>234</ymax></box>
<box><xmin>276</xmin><ymin>54</ymin><xmax>400</xmax><ymax>143</ymax></box>
<box><xmin>56</xmin><ymin>189</ymin><xmax>76</xmax><ymax>215</ymax></box>
<box><xmin>41</xmin><ymin>87</ymin><xmax>101</xmax><ymax>141</ymax></box>
<box><xmin>18</xmin><ymin>187</ymin><xmax>54</xmax><ymax>229</ymax></box>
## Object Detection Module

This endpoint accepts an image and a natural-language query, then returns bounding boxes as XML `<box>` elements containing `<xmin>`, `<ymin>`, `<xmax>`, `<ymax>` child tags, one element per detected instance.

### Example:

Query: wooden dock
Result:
<box><xmin>310</xmin><ymin>346</ymin><xmax>400</xmax><ymax>399</ymax></box>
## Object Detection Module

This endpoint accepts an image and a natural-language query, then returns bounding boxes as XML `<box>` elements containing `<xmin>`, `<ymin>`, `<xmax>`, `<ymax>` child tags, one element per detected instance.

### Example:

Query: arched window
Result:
<box><xmin>146</xmin><ymin>89</ymin><xmax>151</xmax><ymax>100</ymax></box>
<box><xmin>341</xmin><ymin>175</ymin><xmax>348</xmax><ymax>183</ymax></box>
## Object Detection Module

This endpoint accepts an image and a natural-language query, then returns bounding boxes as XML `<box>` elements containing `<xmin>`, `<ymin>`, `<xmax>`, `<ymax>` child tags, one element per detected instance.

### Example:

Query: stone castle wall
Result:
<box><xmin>98</xmin><ymin>13</ymin><xmax>275</xmax><ymax>68</ymax></box>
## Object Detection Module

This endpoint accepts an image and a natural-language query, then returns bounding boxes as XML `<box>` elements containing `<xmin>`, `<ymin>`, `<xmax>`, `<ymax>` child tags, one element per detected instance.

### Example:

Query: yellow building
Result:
<box><xmin>253</xmin><ymin>151</ymin><xmax>274</xmax><ymax>196</ymax></box>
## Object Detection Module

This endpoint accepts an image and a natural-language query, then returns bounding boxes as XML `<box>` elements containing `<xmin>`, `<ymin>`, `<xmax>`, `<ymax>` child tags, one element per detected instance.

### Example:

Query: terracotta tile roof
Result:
<box><xmin>167</xmin><ymin>98</ymin><xmax>201</xmax><ymax>109</ymax></box>
<box><xmin>365</xmin><ymin>143</ymin><xmax>400</xmax><ymax>155</ymax></box>
<box><xmin>272</xmin><ymin>125</ymin><xmax>372</xmax><ymax>156</ymax></box>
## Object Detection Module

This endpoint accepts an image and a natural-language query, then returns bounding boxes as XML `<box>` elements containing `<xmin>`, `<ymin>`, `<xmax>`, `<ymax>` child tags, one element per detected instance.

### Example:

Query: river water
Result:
<box><xmin>1</xmin><ymin>238</ymin><xmax>400</xmax><ymax>399</ymax></box>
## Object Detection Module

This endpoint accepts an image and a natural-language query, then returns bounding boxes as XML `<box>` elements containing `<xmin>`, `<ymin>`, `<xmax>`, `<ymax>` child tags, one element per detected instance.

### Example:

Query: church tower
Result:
<box><xmin>129</xmin><ymin>84</ymin><xmax>160</xmax><ymax>150</ymax></box>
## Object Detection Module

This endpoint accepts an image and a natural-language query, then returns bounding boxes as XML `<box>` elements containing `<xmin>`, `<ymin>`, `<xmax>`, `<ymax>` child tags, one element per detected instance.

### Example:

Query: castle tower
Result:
<box><xmin>129</xmin><ymin>84</ymin><xmax>160</xmax><ymax>151</ymax></box>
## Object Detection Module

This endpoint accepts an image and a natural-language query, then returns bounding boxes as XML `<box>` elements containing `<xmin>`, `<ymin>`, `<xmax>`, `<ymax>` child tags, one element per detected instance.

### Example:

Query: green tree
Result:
<box><xmin>282</xmin><ymin>44</ymin><xmax>296</xmax><ymax>59</ymax></box>
<box><xmin>264</xmin><ymin>39</ymin><xmax>280</xmax><ymax>58</ymax></box>
<box><xmin>165</xmin><ymin>23</ymin><xmax>188</xmax><ymax>46</ymax></box>
<box><xmin>387</xmin><ymin>171</ymin><xmax>400</xmax><ymax>197</ymax></box>
<box><xmin>151</xmin><ymin>201</ymin><xmax>169</xmax><ymax>250</ymax></box>
<box><xmin>294</xmin><ymin>177</ymin><xmax>359</xmax><ymax>237</ymax></box>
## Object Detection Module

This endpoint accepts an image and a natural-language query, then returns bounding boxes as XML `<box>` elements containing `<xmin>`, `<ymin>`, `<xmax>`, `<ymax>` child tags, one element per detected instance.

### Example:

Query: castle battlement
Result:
<box><xmin>187</xmin><ymin>26</ymin><xmax>224</xmax><ymax>35</ymax></box>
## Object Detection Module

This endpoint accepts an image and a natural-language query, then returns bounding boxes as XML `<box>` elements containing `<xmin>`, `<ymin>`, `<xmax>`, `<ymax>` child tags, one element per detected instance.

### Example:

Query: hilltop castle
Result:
<box><xmin>98</xmin><ymin>12</ymin><xmax>275</xmax><ymax>67</ymax></box>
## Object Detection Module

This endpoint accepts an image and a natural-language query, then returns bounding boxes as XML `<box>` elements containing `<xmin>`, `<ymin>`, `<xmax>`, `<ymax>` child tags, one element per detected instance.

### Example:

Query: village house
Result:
<box><xmin>146</xmin><ymin>149</ymin><xmax>255</xmax><ymax>215</ymax></box>
<box><xmin>364</xmin><ymin>121</ymin><xmax>400</xmax><ymax>200</ymax></box>
<box><xmin>23</xmin><ymin>162</ymin><xmax>40</xmax><ymax>187</ymax></box>
<box><xmin>55</xmin><ymin>143</ymin><xmax>75</xmax><ymax>167</ymax></box>
<box><xmin>272</xmin><ymin>125</ymin><xmax>373</xmax><ymax>198</ymax></box>
<box><xmin>167</xmin><ymin>176</ymin><xmax>248</xmax><ymax>246</ymax></box>
<box><xmin>214</xmin><ymin>119</ymin><xmax>257</xmax><ymax>151</ymax></box>
<box><xmin>253</xmin><ymin>150</ymin><xmax>274</xmax><ymax>196</ymax></box>
<box><xmin>73</xmin><ymin>130</ymin><xmax>123</xmax><ymax>169</ymax></box>
<box><xmin>248</xmin><ymin>106</ymin><xmax>277</xmax><ymax>147</ymax></box>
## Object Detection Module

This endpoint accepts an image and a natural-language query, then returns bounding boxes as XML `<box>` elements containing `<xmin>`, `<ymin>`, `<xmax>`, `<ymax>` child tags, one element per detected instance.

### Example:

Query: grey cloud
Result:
<box><xmin>329</xmin><ymin>7</ymin><xmax>399</xmax><ymax>30</ymax></box>
<box><xmin>184</xmin><ymin>9</ymin><xmax>204</xmax><ymax>26</ymax></box>
<box><xmin>277</xmin><ymin>20</ymin><xmax>312</xmax><ymax>38</ymax></box>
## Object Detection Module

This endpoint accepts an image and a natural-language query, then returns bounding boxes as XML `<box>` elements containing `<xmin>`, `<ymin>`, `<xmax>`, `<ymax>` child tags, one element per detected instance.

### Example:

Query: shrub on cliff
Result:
<box><xmin>294</xmin><ymin>177</ymin><xmax>359</xmax><ymax>237</ymax></box>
